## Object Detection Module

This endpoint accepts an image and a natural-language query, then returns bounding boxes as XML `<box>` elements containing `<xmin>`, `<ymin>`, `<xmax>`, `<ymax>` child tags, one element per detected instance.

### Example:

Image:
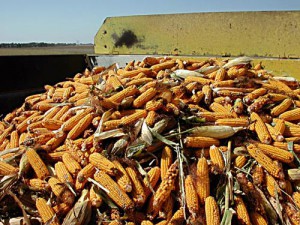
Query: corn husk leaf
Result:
<box><xmin>111</xmin><ymin>136</ymin><xmax>129</xmax><ymax>155</ymax></box>
<box><xmin>190</xmin><ymin>126</ymin><xmax>243</xmax><ymax>139</ymax></box>
<box><xmin>195</xmin><ymin>65</ymin><xmax>219</xmax><ymax>74</ymax></box>
<box><xmin>171</xmin><ymin>69</ymin><xmax>204</xmax><ymax>79</ymax></box>
<box><xmin>150</xmin><ymin>128</ymin><xmax>179</xmax><ymax>148</ymax></box>
<box><xmin>141</xmin><ymin>121</ymin><xmax>153</xmax><ymax>145</ymax></box>
<box><xmin>288</xmin><ymin>169</ymin><xmax>300</xmax><ymax>181</ymax></box>
<box><xmin>8</xmin><ymin>190</ymin><xmax>31</xmax><ymax>225</ymax></box>
<box><xmin>94</xmin><ymin>128</ymin><xmax>125</xmax><ymax>141</ymax></box>
<box><xmin>19</xmin><ymin>153</ymin><xmax>30</xmax><ymax>177</ymax></box>
<box><xmin>62</xmin><ymin>189</ymin><xmax>91</xmax><ymax>225</ymax></box>
<box><xmin>220</xmin><ymin>208</ymin><xmax>234</xmax><ymax>225</ymax></box>
<box><xmin>223</xmin><ymin>57</ymin><xmax>252</xmax><ymax>69</ymax></box>
<box><xmin>152</xmin><ymin>118</ymin><xmax>170</xmax><ymax>134</ymax></box>
<box><xmin>126</xmin><ymin>141</ymin><xmax>146</xmax><ymax>158</ymax></box>
<box><xmin>94</xmin><ymin>109</ymin><xmax>113</xmax><ymax>134</ymax></box>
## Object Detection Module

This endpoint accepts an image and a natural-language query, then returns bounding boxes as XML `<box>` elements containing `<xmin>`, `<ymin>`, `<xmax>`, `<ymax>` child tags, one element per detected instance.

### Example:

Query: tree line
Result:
<box><xmin>0</xmin><ymin>43</ymin><xmax>79</xmax><ymax>48</ymax></box>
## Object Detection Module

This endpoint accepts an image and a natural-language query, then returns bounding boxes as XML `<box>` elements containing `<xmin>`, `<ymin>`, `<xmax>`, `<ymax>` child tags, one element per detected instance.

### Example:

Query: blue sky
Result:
<box><xmin>1</xmin><ymin>0</ymin><xmax>300</xmax><ymax>43</ymax></box>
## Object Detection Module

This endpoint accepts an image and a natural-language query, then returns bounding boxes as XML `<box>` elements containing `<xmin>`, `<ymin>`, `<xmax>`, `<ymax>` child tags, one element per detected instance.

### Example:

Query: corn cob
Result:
<box><xmin>126</xmin><ymin>77</ymin><xmax>153</xmax><ymax>87</ymax></box>
<box><xmin>184</xmin><ymin>136</ymin><xmax>220</xmax><ymax>148</ymax></box>
<box><xmin>103</xmin><ymin>119</ymin><xmax>121</xmax><ymax>131</ymax></box>
<box><xmin>53</xmin><ymin>202</ymin><xmax>71</xmax><ymax>217</ymax></box>
<box><xmin>36</xmin><ymin>198</ymin><xmax>60</xmax><ymax>225</ymax></box>
<box><xmin>205</xmin><ymin>196</ymin><xmax>220</xmax><ymax>225</ymax></box>
<box><xmin>265</xmin><ymin>123</ymin><xmax>284</xmax><ymax>142</ymax></box>
<box><xmin>196</xmin><ymin>157</ymin><xmax>210</xmax><ymax>204</ymax></box>
<box><xmin>243</xmin><ymin>88</ymin><xmax>267</xmax><ymax>104</ymax></box>
<box><xmin>89</xmin><ymin>184</ymin><xmax>103</xmax><ymax>207</ymax></box>
<box><xmin>273</xmin><ymin>118</ymin><xmax>286</xmax><ymax>136</ymax></box>
<box><xmin>161</xmin><ymin>146</ymin><xmax>173</xmax><ymax>180</ymax></box>
<box><xmin>44</xmin><ymin>132</ymin><xmax>67</xmax><ymax>151</ymax></box>
<box><xmin>145</xmin><ymin>111</ymin><xmax>157</xmax><ymax>127</ymax></box>
<box><xmin>158</xmin><ymin>89</ymin><xmax>172</xmax><ymax>103</ymax></box>
<box><xmin>279</xmin><ymin>108</ymin><xmax>300</xmax><ymax>121</ymax></box>
<box><xmin>89</xmin><ymin>153</ymin><xmax>116</xmax><ymax>175</ymax></box>
<box><xmin>247</xmin><ymin>144</ymin><xmax>283</xmax><ymax>179</ymax></box>
<box><xmin>26</xmin><ymin>148</ymin><xmax>50</xmax><ymax>179</ymax></box>
<box><xmin>55</xmin><ymin>162</ymin><xmax>74</xmax><ymax>184</ymax></box>
<box><xmin>94</xmin><ymin>170</ymin><xmax>134</xmax><ymax>210</ymax></box>
<box><xmin>185</xmin><ymin>76</ymin><xmax>211</xmax><ymax>85</ymax></box>
<box><xmin>16</xmin><ymin>112</ymin><xmax>40</xmax><ymax>132</ymax></box>
<box><xmin>68</xmin><ymin>91</ymin><xmax>89</xmax><ymax>103</ymax></box>
<box><xmin>44</xmin><ymin>107</ymin><xmax>61</xmax><ymax>120</ymax></box>
<box><xmin>185</xmin><ymin>175</ymin><xmax>199</xmax><ymax>217</ymax></box>
<box><xmin>28</xmin><ymin>178</ymin><xmax>49</xmax><ymax>191</ymax></box>
<box><xmin>9</xmin><ymin>130</ymin><xmax>19</xmax><ymax>148</ymax></box>
<box><xmin>145</xmin><ymin>99</ymin><xmax>163</xmax><ymax>111</ymax></box>
<box><xmin>152</xmin><ymin>161</ymin><xmax>178</xmax><ymax>213</ymax></box>
<box><xmin>156</xmin><ymin>221</ymin><xmax>168</xmax><ymax>225</ymax></box>
<box><xmin>273</xmin><ymin>142</ymin><xmax>300</xmax><ymax>153</ymax></box>
<box><xmin>48</xmin><ymin>177</ymin><xmax>74</xmax><ymax>205</ymax></box>
<box><xmin>292</xmin><ymin>192</ymin><xmax>300</xmax><ymax>209</ymax></box>
<box><xmin>133</xmin><ymin>87</ymin><xmax>157</xmax><ymax>108</ymax></box>
<box><xmin>235</xmin><ymin>196</ymin><xmax>251</xmax><ymax>225</ymax></box>
<box><xmin>202</xmin><ymin>84</ymin><xmax>212</xmax><ymax>104</ymax></box>
<box><xmin>119</xmin><ymin>68</ymin><xmax>152</xmax><ymax>78</ymax></box>
<box><xmin>252</xmin><ymin>165</ymin><xmax>264</xmax><ymax>185</ymax></box>
<box><xmin>42</xmin><ymin>119</ymin><xmax>63</xmax><ymax>130</ymax></box>
<box><xmin>108</xmin><ymin>85</ymin><xmax>138</xmax><ymax>103</ymax></box>
<box><xmin>0</xmin><ymin>125</ymin><xmax>14</xmax><ymax>144</ymax></box>
<box><xmin>255</xmin><ymin>142</ymin><xmax>294</xmax><ymax>163</ymax></box>
<box><xmin>227</xmin><ymin>66</ymin><xmax>247</xmax><ymax>78</ymax></box>
<box><xmin>62</xmin><ymin>152</ymin><xmax>82</xmax><ymax>175</ymax></box>
<box><xmin>250</xmin><ymin>212</ymin><xmax>268</xmax><ymax>225</ymax></box>
<box><xmin>158</xmin><ymin>195</ymin><xmax>174</xmax><ymax>221</ymax></box>
<box><xmin>215</xmin><ymin>118</ymin><xmax>249</xmax><ymax>127</ymax></box>
<box><xmin>126</xmin><ymin>166</ymin><xmax>146</xmax><ymax>206</ymax></box>
<box><xmin>284</xmin><ymin>203</ymin><xmax>300</xmax><ymax>225</ymax></box>
<box><xmin>150</xmin><ymin>60</ymin><xmax>176</xmax><ymax>72</ymax></box>
<box><xmin>265</xmin><ymin>173</ymin><xmax>281</xmax><ymax>197</ymax></box>
<box><xmin>167</xmin><ymin>207</ymin><xmax>184</xmax><ymax>225</ymax></box>
<box><xmin>0</xmin><ymin>161</ymin><xmax>19</xmax><ymax>175</ymax></box>
<box><xmin>209</xmin><ymin>146</ymin><xmax>225</xmax><ymax>172</ymax></box>
<box><xmin>143</xmin><ymin>166</ymin><xmax>161</xmax><ymax>199</ymax></box>
<box><xmin>75</xmin><ymin>163</ymin><xmax>95</xmax><ymax>190</ymax></box>
<box><xmin>113</xmin><ymin>160</ymin><xmax>132</xmax><ymax>193</ymax></box>
<box><xmin>62</xmin><ymin>107</ymin><xmax>93</xmax><ymax>131</ymax></box>
<box><xmin>198</xmin><ymin>112</ymin><xmax>234</xmax><ymax>121</ymax></box>
<box><xmin>121</xmin><ymin>110</ymin><xmax>147</xmax><ymax>126</ymax></box>
<box><xmin>250</xmin><ymin>112</ymin><xmax>272</xmax><ymax>144</ymax></box>
<box><xmin>271</xmin><ymin>98</ymin><xmax>293</xmax><ymax>116</ymax></box>
<box><xmin>52</xmin><ymin>105</ymin><xmax>70</xmax><ymax>120</ymax></box>
<box><xmin>0</xmin><ymin>139</ymin><xmax>9</xmax><ymax>151</ymax></box>
<box><xmin>214</xmin><ymin>67</ymin><xmax>226</xmax><ymax>81</ymax></box>
<box><xmin>67</xmin><ymin>113</ymin><xmax>93</xmax><ymax>140</ymax></box>
<box><xmin>209</xmin><ymin>102</ymin><xmax>232</xmax><ymax>115</ymax></box>
<box><xmin>141</xmin><ymin>220</ymin><xmax>153</xmax><ymax>225</ymax></box>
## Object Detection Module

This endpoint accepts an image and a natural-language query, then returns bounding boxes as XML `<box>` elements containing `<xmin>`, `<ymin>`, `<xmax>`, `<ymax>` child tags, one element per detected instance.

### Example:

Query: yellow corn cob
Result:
<box><xmin>156</xmin><ymin>221</ymin><xmax>167</xmax><ymax>225</ymax></box>
<box><xmin>274</xmin><ymin>118</ymin><xmax>286</xmax><ymax>136</ymax></box>
<box><xmin>36</xmin><ymin>198</ymin><xmax>60</xmax><ymax>225</ymax></box>
<box><xmin>212</xmin><ymin>80</ymin><xmax>235</xmax><ymax>88</ymax></box>
<box><xmin>75</xmin><ymin>163</ymin><xmax>95</xmax><ymax>190</ymax></box>
<box><xmin>250</xmin><ymin>112</ymin><xmax>272</xmax><ymax>144</ymax></box>
<box><xmin>108</xmin><ymin>85</ymin><xmax>138</xmax><ymax>104</ymax></box>
<box><xmin>279</xmin><ymin>108</ymin><xmax>300</xmax><ymax>121</ymax></box>
<box><xmin>139</xmin><ymin>80</ymin><xmax>157</xmax><ymax>93</ymax></box>
<box><xmin>209</xmin><ymin>146</ymin><xmax>225</xmax><ymax>172</ymax></box>
<box><xmin>235</xmin><ymin>196</ymin><xmax>251</xmax><ymax>225</ymax></box>
<box><xmin>141</xmin><ymin>220</ymin><xmax>153</xmax><ymax>225</ymax></box>
<box><xmin>250</xmin><ymin>212</ymin><xmax>268</xmax><ymax>225</ymax></box>
<box><xmin>108</xmin><ymin>74</ymin><xmax>123</xmax><ymax>90</ymax></box>
<box><xmin>145</xmin><ymin>111</ymin><xmax>157</xmax><ymax>127</ymax></box>
<box><xmin>292</xmin><ymin>192</ymin><xmax>300</xmax><ymax>209</ymax></box>
<box><xmin>185</xmin><ymin>82</ymin><xmax>198</xmax><ymax>92</ymax></box>
<box><xmin>271</xmin><ymin>98</ymin><xmax>293</xmax><ymax>116</ymax></box>
<box><xmin>214</xmin><ymin>68</ymin><xmax>226</xmax><ymax>81</ymax></box>
<box><xmin>273</xmin><ymin>142</ymin><xmax>300</xmax><ymax>153</ymax></box>
<box><xmin>67</xmin><ymin>113</ymin><xmax>93</xmax><ymax>140</ymax></box>
<box><xmin>164</xmin><ymin>102</ymin><xmax>180</xmax><ymax>115</ymax></box>
<box><xmin>190</xmin><ymin>91</ymin><xmax>204</xmax><ymax>104</ymax></box>
<box><xmin>54</xmin><ymin>162</ymin><xmax>74</xmax><ymax>184</ymax></box>
<box><xmin>108</xmin><ymin>220</ymin><xmax>122</xmax><ymax>225</ymax></box>
<box><xmin>196</xmin><ymin>157</ymin><xmax>210</xmax><ymax>204</ymax></box>
<box><xmin>62</xmin><ymin>107</ymin><xmax>93</xmax><ymax>131</ymax></box>
<box><xmin>265</xmin><ymin>123</ymin><xmax>284</xmax><ymax>142</ymax></box>
<box><xmin>227</xmin><ymin>67</ymin><xmax>247</xmax><ymax>78</ymax></box>
<box><xmin>0</xmin><ymin>161</ymin><xmax>18</xmax><ymax>175</ymax></box>
<box><xmin>184</xmin><ymin>136</ymin><xmax>220</xmax><ymax>148</ymax></box>
<box><xmin>126</xmin><ymin>77</ymin><xmax>153</xmax><ymax>87</ymax></box>
<box><xmin>170</xmin><ymin>85</ymin><xmax>186</xmax><ymax>98</ymax></box>
<box><xmin>265</xmin><ymin>173</ymin><xmax>280</xmax><ymax>197</ymax></box>
<box><xmin>126</xmin><ymin>166</ymin><xmax>146</xmax><ymax>206</ymax></box>
<box><xmin>42</xmin><ymin>119</ymin><xmax>63</xmax><ymax>130</ymax></box>
<box><xmin>145</xmin><ymin>99</ymin><xmax>163</xmax><ymax>111</ymax></box>
<box><xmin>150</xmin><ymin>60</ymin><xmax>176</xmax><ymax>72</ymax></box>
<box><xmin>44</xmin><ymin>132</ymin><xmax>67</xmax><ymax>151</ymax></box>
<box><xmin>247</xmin><ymin>144</ymin><xmax>283</xmax><ymax>179</ymax></box>
<box><xmin>113</xmin><ymin>160</ymin><xmax>132</xmax><ymax>193</ymax></box>
<box><xmin>158</xmin><ymin>195</ymin><xmax>174</xmax><ymax>221</ymax></box>
<box><xmin>185</xmin><ymin>76</ymin><xmax>211</xmax><ymax>85</ymax></box>
<box><xmin>205</xmin><ymin>196</ymin><xmax>220</xmax><ymax>225</ymax></box>
<box><xmin>48</xmin><ymin>177</ymin><xmax>74</xmax><ymax>205</ymax></box>
<box><xmin>52</xmin><ymin>105</ymin><xmax>70</xmax><ymax>120</ymax></box>
<box><xmin>202</xmin><ymin>84</ymin><xmax>212</xmax><ymax>104</ymax></box>
<box><xmin>62</xmin><ymin>152</ymin><xmax>82</xmax><ymax>175</ymax></box>
<box><xmin>0</xmin><ymin>125</ymin><xmax>14</xmax><ymax>143</ymax></box>
<box><xmin>121</xmin><ymin>110</ymin><xmax>147</xmax><ymax>126</ymax></box>
<box><xmin>215</xmin><ymin>118</ymin><xmax>249</xmax><ymax>127</ymax></box>
<box><xmin>103</xmin><ymin>119</ymin><xmax>121</xmax><ymax>131</ymax></box>
<box><xmin>118</xmin><ymin>67</ymin><xmax>151</xmax><ymax>78</ymax></box>
<box><xmin>199</xmin><ymin>112</ymin><xmax>234</xmax><ymax>122</ymax></box>
<box><xmin>19</xmin><ymin>132</ymin><xmax>29</xmax><ymax>145</ymax></box>
<box><xmin>284</xmin><ymin>126</ymin><xmax>300</xmax><ymax>138</ymax></box>
<box><xmin>53</xmin><ymin>202</ymin><xmax>71</xmax><ymax>217</ymax></box>
<box><xmin>28</xmin><ymin>178</ymin><xmax>49</xmax><ymax>191</ymax></box>
<box><xmin>243</xmin><ymin>88</ymin><xmax>267</xmax><ymax>104</ymax></box>
<box><xmin>9</xmin><ymin>130</ymin><xmax>19</xmax><ymax>148</ymax></box>
<box><xmin>16</xmin><ymin>112</ymin><xmax>40</xmax><ymax>132</ymax></box>
<box><xmin>94</xmin><ymin>170</ymin><xmax>134</xmax><ymax>210</ymax></box>
<box><xmin>167</xmin><ymin>207</ymin><xmax>184</xmax><ymax>225</ymax></box>
<box><xmin>44</xmin><ymin>107</ymin><xmax>61</xmax><ymax>121</ymax></box>
<box><xmin>143</xmin><ymin>166</ymin><xmax>161</xmax><ymax>199</ymax></box>
<box><xmin>152</xmin><ymin>161</ymin><xmax>178</xmax><ymax>214</ymax></box>
<box><xmin>133</xmin><ymin>87</ymin><xmax>157</xmax><ymax>108</ymax></box>
<box><xmin>68</xmin><ymin>91</ymin><xmax>89</xmax><ymax>103</ymax></box>
<box><xmin>284</xmin><ymin>203</ymin><xmax>300</xmax><ymax>225</ymax></box>
<box><xmin>256</xmin><ymin>142</ymin><xmax>294</xmax><ymax>163</ymax></box>
<box><xmin>234</xmin><ymin>155</ymin><xmax>248</xmax><ymax>168</ymax></box>
<box><xmin>26</xmin><ymin>148</ymin><xmax>50</xmax><ymax>179</ymax></box>
<box><xmin>185</xmin><ymin>175</ymin><xmax>199</xmax><ymax>217</ymax></box>
<box><xmin>252</xmin><ymin>165</ymin><xmax>264</xmax><ymax>185</ymax></box>
<box><xmin>209</xmin><ymin>102</ymin><xmax>233</xmax><ymax>115</ymax></box>
<box><xmin>89</xmin><ymin>184</ymin><xmax>103</xmax><ymax>207</ymax></box>
<box><xmin>89</xmin><ymin>153</ymin><xmax>116</xmax><ymax>175</ymax></box>
<box><xmin>158</xmin><ymin>89</ymin><xmax>172</xmax><ymax>103</ymax></box>
<box><xmin>161</xmin><ymin>146</ymin><xmax>173</xmax><ymax>180</ymax></box>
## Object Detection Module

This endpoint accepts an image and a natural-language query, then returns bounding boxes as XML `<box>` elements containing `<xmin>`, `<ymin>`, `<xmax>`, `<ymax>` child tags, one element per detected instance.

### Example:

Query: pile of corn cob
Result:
<box><xmin>1</xmin><ymin>56</ymin><xmax>300</xmax><ymax>225</ymax></box>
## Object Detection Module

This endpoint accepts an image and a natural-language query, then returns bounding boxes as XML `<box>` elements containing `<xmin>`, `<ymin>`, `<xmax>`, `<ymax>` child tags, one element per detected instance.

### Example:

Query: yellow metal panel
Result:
<box><xmin>94</xmin><ymin>11</ymin><xmax>300</xmax><ymax>57</ymax></box>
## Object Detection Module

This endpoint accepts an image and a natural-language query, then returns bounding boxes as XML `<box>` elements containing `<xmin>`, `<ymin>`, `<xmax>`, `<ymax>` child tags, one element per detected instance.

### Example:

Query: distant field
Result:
<box><xmin>0</xmin><ymin>45</ymin><xmax>94</xmax><ymax>56</ymax></box>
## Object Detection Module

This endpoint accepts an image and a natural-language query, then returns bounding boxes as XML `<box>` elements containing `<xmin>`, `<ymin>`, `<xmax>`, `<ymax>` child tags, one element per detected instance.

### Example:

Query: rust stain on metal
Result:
<box><xmin>112</xmin><ymin>30</ymin><xmax>138</xmax><ymax>48</ymax></box>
